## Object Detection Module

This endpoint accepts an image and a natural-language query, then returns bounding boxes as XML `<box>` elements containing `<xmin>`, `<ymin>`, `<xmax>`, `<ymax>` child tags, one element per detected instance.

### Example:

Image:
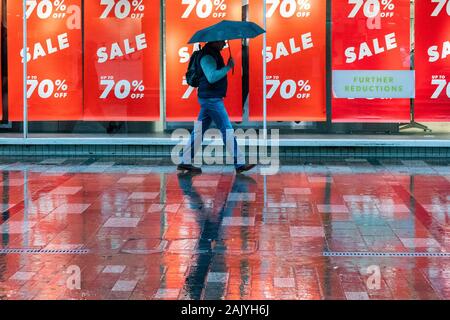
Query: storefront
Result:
<box><xmin>0</xmin><ymin>0</ymin><xmax>449</xmax><ymax>139</ymax></box>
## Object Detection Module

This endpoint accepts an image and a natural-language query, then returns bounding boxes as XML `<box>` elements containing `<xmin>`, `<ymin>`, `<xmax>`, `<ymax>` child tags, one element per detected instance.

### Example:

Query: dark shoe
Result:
<box><xmin>236</xmin><ymin>164</ymin><xmax>257</xmax><ymax>174</ymax></box>
<box><xmin>177</xmin><ymin>170</ymin><xmax>202</xmax><ymax>184</ymax></box>
<box><xmin>235</xmin><ymin>174</ymin><xmax>257</xmax><ymax>185</ymax></box>
<box><xmin>177</xmin><ymin>164</ymin><xmax>202</xmax><ymax>174</ymax></box>
<box><xmin>177</xmin><ymin>171</ymin><xmax>201</xmax><ymax>180</ymax></box>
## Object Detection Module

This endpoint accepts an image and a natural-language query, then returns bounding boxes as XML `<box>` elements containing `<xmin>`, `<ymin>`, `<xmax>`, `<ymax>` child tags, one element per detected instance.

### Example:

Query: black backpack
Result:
<box><xmin>185</xmin><ymin>49</ymin><xmax>203</xmax><ymax>88</ymax></box>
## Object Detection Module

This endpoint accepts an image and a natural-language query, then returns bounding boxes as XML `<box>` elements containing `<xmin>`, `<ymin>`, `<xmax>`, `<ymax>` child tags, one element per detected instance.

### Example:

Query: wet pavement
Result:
<box><xmin>0</xmin><ymin>157</ymin><xmax>449</xmax><ymax>300</ymax></box>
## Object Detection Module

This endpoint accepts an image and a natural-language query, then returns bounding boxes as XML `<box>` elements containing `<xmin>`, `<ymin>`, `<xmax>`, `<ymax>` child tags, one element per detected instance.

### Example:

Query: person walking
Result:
<box><xmin>177</xmin><ymin>40</ymin><xmax>256</xmax><ymax>174</ymax></box>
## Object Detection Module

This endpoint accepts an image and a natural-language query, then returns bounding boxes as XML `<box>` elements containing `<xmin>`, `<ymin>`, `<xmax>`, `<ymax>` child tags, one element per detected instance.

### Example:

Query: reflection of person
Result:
<box><xmin>177</xmin><ymin>171</ymin><xmax>255</xmax><ymax>299</ymax></box>
<box><xmin>84</xmin><ymin>40</ymin><xmax>123</xmax><ymax>134</ymax></box>
<box><xmin>400</xmin><ymin>47</ymin><xmax>412</xmax><ymax>69</ymax></box>
<box><xmin>177</xmin><ymin>41</ymin><xmax>256</xmax><ymax>174</ymax></box>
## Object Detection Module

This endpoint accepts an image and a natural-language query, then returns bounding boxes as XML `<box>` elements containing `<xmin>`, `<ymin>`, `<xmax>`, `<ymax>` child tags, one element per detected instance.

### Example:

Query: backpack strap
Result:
<box><xmin>195</xmin><ymin>47</ymin><xmax>205</xmax><ymax>75</ymax></box>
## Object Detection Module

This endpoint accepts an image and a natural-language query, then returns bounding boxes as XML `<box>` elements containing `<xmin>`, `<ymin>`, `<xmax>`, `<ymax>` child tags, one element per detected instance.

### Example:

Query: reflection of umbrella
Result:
<box><xmin>188</xmin><ymin>20</ymin><xmax>265</xmax><ymax>44</ymax></box>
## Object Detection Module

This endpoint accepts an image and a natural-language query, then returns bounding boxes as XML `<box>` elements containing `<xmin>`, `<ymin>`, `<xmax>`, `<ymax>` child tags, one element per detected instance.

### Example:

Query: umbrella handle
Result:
<box><xmin>228</xmin><ymin>42</ymin><xmax>234</xmax><ymax>75</ymax></box>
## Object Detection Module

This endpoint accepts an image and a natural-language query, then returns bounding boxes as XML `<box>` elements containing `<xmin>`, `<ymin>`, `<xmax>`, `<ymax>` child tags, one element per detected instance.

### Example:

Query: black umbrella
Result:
<box><xmin>188</xmin><ymin>20</ymin><xmax>266</xmax><ymax>74</ymax></box>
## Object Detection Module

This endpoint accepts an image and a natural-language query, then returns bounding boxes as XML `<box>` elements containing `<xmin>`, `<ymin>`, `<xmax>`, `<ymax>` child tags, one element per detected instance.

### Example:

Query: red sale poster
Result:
<box><xmin>249</xmin><ymin>0</ymin><xmax>327</xmax><ymax>121</ymax></box>
<box><xmin>84</xmin><ymin>0</ymin><xmax>160</xmax><ymax>121</ymax></box>
<box><xmin>7</xmin><ymin>0</ymin><xmax>83</xmax><ymax>121</ymax></box>
<box><xmin>165</xmin><ymin>0</ymin><xmax>242</xmax><ymax>121</ymax></box>
<box><xmin>332</xmin><ymin>0</ymin><xmax>411</xmax><ymax>122</ymax></box>
<box><xmin>415</xmin><ymin>0</ymin><xmax>450</xmax><ymax>121</ymax></box>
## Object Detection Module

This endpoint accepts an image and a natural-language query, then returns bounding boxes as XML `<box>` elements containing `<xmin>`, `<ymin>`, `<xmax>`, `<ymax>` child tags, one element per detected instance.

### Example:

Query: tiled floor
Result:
<box><xmin>0</xmin><ymin>157</ymin><xmax>449</xmax><ymax>300</ymax></box>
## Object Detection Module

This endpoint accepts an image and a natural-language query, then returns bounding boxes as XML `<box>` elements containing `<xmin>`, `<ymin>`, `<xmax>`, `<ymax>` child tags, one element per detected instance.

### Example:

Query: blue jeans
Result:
<box><xmin>182</xmin><ymin>97</ymin><xmax>245</xmax><ymax>168</ymax></box>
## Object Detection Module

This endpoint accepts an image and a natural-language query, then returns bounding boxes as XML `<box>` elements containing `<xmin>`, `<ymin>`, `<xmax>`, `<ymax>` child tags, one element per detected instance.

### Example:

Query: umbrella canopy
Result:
<box><xmin>188</xmin><ymin>20</ymin><xmax>265</xmax><ymax>44</ymax></box>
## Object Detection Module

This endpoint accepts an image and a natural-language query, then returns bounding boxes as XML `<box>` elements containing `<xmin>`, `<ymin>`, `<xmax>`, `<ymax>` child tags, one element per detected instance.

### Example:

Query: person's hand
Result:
<box><xmin>227</xmin><ymin>57</ymin><xmax>235</xmax><ymax>69</ymax></box>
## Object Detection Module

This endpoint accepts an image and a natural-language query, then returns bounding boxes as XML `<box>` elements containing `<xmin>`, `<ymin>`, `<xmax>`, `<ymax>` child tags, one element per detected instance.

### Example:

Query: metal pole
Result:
<box><xmin>262</xmin><ymin>0</ymin><xmax>267</xmax><ymax>139</ymax></box>
<box><xmin>325</xmin><ymin>0</ymin><xmax>332</xmax><ymax>132</ymax></box>
<box><xmin>263</xmin><ymin>175</ymin><xmax>267</xmax><ymax>216</ymax></box>
<box><xmin>160</xmin><ymin>0</ymin><xmax>167</xmax><ymax>131</ymax></box>
<box><xmin>23</xmin><ymin>169</ymin><xmax>29</xmax><ymax>247</ymax></box>
<box><xmin>22</xmin><ymin>0</ymin><xmax>27</xmax><ymax>139</ymax></box>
